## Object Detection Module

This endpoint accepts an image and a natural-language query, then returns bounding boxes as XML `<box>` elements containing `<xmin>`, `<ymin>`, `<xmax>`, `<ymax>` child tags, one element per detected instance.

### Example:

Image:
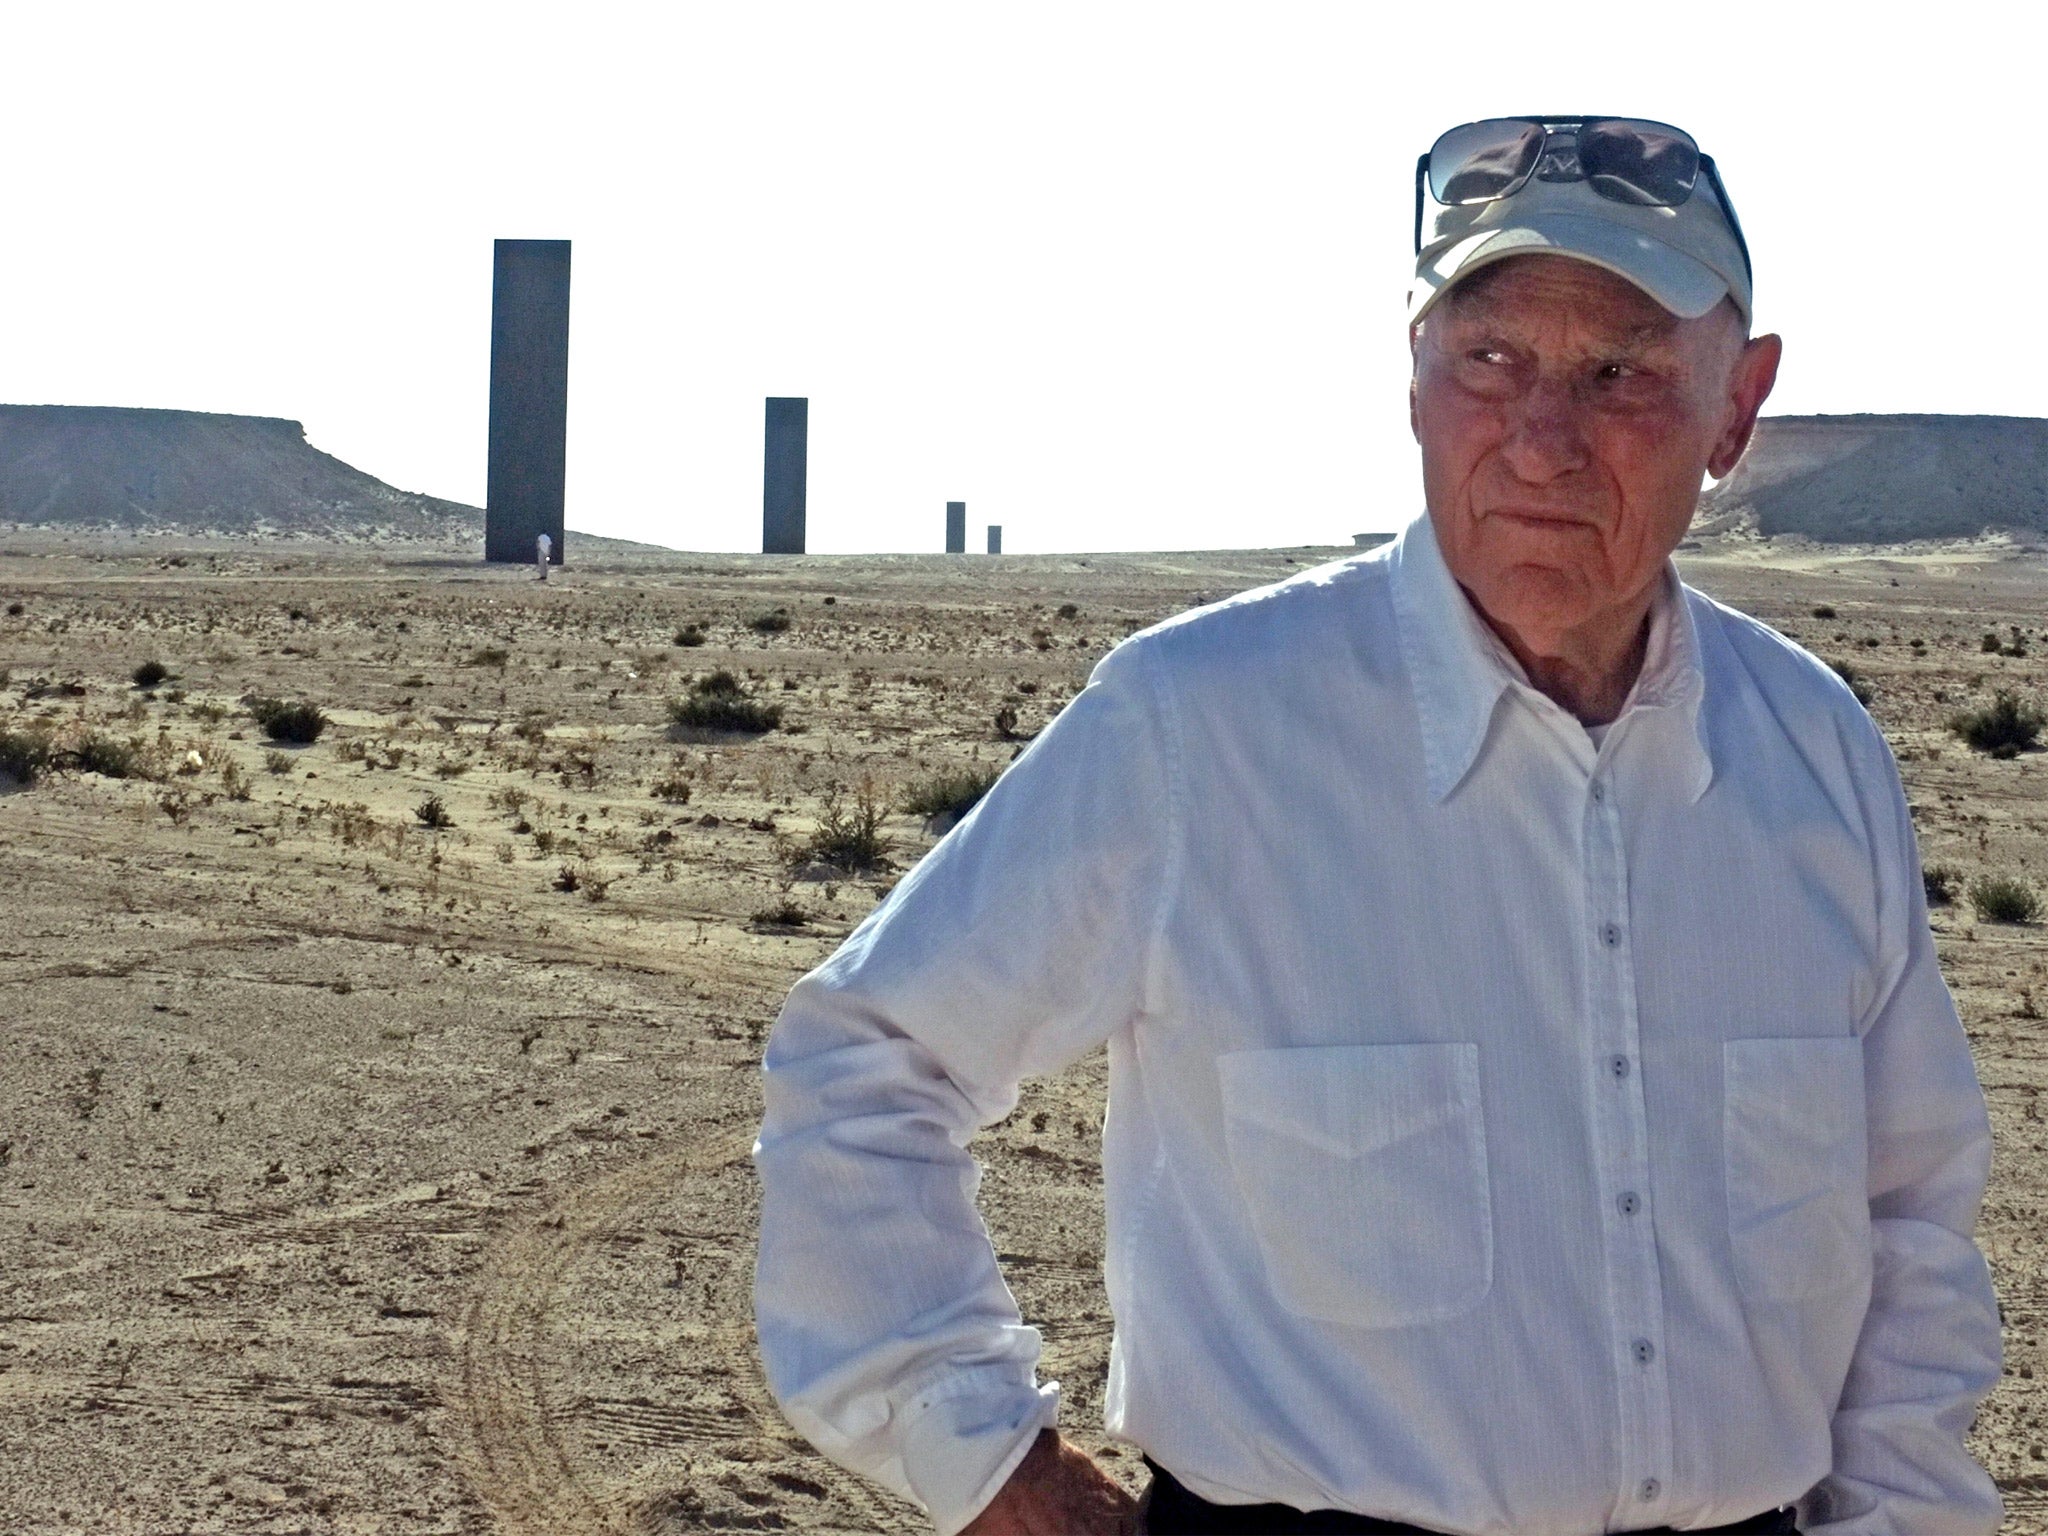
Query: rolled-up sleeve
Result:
<box><xmin>752</xmin><ymin>639</ymin><xmax>1180</xmax><ymax>1535</ymax></box>
<box><xmin>1801</xmin><ymin>742</ymin><xmax>2003</xmax><ymax>1536</ymax></box>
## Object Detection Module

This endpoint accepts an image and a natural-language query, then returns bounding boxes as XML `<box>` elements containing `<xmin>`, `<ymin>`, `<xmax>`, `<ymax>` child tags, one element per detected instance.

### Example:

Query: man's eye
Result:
<box><xmin>1469</xmin><ymin>348</ymin><xmax>1507</xmax><ymax>365</ymax></box>
<box><xmin>1594</xmin><ymin>361</ymin><xmax>1637</xmax><ymax>382</ymax></box>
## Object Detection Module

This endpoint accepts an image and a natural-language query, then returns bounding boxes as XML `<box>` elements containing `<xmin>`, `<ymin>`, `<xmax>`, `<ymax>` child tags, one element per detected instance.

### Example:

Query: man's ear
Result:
<box><xmin>1707</xmin><ymin>333</ymin><xmax>1782</xmax><ymax>479</ymax></box>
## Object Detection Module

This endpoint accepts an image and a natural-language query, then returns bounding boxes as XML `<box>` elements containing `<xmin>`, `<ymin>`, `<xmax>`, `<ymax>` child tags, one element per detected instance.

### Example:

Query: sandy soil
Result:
<box><xmin>1</xmin><ymin>533</ymin><xmax>2043</xmax><ymax>1534</ymax></box>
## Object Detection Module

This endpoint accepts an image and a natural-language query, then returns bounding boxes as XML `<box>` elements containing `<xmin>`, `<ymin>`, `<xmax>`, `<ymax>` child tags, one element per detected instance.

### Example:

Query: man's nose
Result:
<box><xmin>1497</xmin><ymin>377</ymin><xmax>1591</xmax><ymax>483</ymax></box>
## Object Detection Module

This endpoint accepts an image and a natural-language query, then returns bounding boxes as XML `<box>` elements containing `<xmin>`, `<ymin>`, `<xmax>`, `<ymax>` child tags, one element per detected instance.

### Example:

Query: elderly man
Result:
<box><xmin>752</xmin><ymin>116</ymin><xmax>2003</xmax><ymax>1536</ymax></box>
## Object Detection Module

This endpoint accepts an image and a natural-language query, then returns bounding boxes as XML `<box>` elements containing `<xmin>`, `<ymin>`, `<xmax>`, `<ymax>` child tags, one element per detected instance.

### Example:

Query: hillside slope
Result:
<box><xmin>1701</xmin><ymin>414</ymin><xmax>2048</xmax><ymax>542</ymax></box>
<box><xmin>0</xmin><ymin>405</ymin><xmax>479</xmax><ymax>540</ymax></box>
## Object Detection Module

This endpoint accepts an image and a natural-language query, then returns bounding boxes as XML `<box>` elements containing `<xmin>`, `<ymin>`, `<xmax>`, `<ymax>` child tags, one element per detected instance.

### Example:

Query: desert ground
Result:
<box><xmin>1</xmin><ymin>531</ymin><xmax>2044</xmax><ymax>1535</ymax></box>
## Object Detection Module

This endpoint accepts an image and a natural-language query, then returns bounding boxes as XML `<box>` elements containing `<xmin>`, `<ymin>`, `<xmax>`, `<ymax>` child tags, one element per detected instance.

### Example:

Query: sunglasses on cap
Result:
<box><xmin>1413</xmin><ymin>116</ymin><xmax>1753</xmax><ymax>283</ymax></box>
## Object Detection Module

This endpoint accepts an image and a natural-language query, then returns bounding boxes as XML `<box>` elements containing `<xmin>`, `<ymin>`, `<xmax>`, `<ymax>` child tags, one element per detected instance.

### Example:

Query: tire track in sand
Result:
<box><xmin>449</xmin><ymin>1130</ymin><xmax>762</xmax><ymax>1536</ymax></box>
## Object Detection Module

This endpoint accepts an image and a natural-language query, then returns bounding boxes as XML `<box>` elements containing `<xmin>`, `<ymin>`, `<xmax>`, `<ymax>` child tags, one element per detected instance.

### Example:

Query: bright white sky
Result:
<box><xmin>1</xmin><ymin>3</ymin><xmax>2040</xmax><ymax>553</ymax></box>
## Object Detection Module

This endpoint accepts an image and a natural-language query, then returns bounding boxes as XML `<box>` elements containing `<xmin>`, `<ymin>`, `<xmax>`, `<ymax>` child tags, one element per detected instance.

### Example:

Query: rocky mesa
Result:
<box><xmin>1700</xmin><ymin>413</ymin><xmax>2048</xmax><ymax>544</ymax></box>
<box><xmin>0</xmin><ymin>404</ymin><xmax>479</xmax><ymax>541</ymax></box>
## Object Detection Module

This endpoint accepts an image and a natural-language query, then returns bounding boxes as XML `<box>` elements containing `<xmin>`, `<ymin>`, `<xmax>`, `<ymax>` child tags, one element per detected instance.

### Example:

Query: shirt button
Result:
<box><xmin>1609</xmin><ymin>1055</ymin><xmax>1631</xmax><ymax>1080</ymax></box>
<box><xmin>1618</xmin><ymin>1190</ymin><xmax>1641</xmax><ymax>1216</ymax></box>
<box><xmin>1640</xmin><ymin>1479</ymin><xmax>1661</xmax><ymax>1502</ymax></box>
<box><xmin>1591</xmin><ymin>782</ymin><xmax>1606</xmax><ymax>804</ymax></box>
<box><xmin>1601</xmin><ymin>922</ymin><xmax>1623</xmax><ymax>948</ymax></box>
<box><xmin>1632</xmin><ymin>1338</ymin><xmax>1656</xmax><ymax>1366</ymax></box>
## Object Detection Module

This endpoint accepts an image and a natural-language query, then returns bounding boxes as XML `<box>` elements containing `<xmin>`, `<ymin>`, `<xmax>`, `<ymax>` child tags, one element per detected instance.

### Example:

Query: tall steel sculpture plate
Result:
<box><xmin>485</xmin><ymin>239</ymin><xmax>571</xmax><ymax>564</ymax></box>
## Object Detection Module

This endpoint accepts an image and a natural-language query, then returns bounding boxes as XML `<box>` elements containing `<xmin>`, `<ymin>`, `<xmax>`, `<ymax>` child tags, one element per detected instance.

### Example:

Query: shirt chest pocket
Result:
<box><xmin>1723</xmin><ymin>1036</ymin><xmax>1871</xmax><ymax>1303</ymax></box>
<box><xmin>1217</xmin><ymin>1043</ymin><xmax>1492</xmax><ymax>1330</ymax></box>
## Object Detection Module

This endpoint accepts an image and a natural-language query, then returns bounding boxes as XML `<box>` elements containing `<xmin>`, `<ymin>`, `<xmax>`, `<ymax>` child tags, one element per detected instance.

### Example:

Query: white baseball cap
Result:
<box><xmin>1409</xmin><ymin>118</ymin><xmax>1753</xmax><ymax>327</ymax></box>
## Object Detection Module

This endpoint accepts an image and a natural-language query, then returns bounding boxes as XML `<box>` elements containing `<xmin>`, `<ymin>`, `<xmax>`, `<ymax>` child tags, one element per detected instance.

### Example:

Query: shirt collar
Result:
<box><xmin>1387</xmin><ymin>510</ymin><xmax>1713</xmax><ymax>804</ymax></box>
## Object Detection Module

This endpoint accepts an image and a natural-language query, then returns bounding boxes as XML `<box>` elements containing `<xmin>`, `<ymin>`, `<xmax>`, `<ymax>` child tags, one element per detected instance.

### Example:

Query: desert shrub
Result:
<box><xmin>1828</xmin><ymin>660</ymin><xmax>1873</xmax><ymax>708</ymax></box>
<box><xmin>790</xmin><ymin>785</ymin><xmax>889</xmax><ymax>873</ymax></box>
<box><xmin>414</xmin><ymin>793</ymin><xmax>454</xmax><ymax>829</ymax></box>
<box><xmin>4</xmin><ymin>601</ymin><xmax>22</xmax><ymax>616</ymax></box>
<box><xmin>1923</xmin><ymin>864</ymin><xmax>1962</xmax><ymax>907</ymax></box>
<box><xmin>1810</xmin><ymin>604</ymin><xmax>1835</xmax><ymax>620</ymax></box>
<box><xmin>669</xmin><ymin>671</ymin><xmax>782</xmax><ymax>735</ymax></box>
<box><xmin>247</xmin><ymin>696</ymin><xmax>327</xmax><ymax>745</ymax></box>
<box><xmin>649</xmin><ymin>757</ymin><xmax>694</xmax><ymax>803</ymax></box>
<box><xmin>994</xmin><ymin>704</ymin><xmax>1020</xmax><ymax>739</ymax></box>
<box><xmin>220</xmin><ymin>759</ymin><xmax>252</xmax><ymax>801</ymax></box>
<box><xmin>71</xmin><ymin>731</ymin><xmax>140</xmax><ymax>779</ymax></box>
<box><xmin>748</xmin><ymin>609</ymin><xmax>792</xmax><ymax>635</ymax></box>
<box><xmin>263</xmin><ymin>749</ymin><xmax>293</xmax><ymax>775</ymax></box>
<box><xmin>1949</xmin><ymin>691</ymin><xmax>2043</xmax><ymax>758</ymax></box>
<box><xmin>0</xmin><ymin>725</ymin><xmax>52</xmax><ymax>785</ymax></box>
<box><xmin>699</xmin><ymin>670</ymin><xmax>742</xmax><ymax>696</ymax></box>
<box><xmin>1981</xmin><ymin>631</ymin><xmax>2002</xmax><ymax>653</ymax></box>
<box><xmin>1056</xmin><ymin>602</ymin><xmax>1080</xmax><ymax>620</ymax></box>
<box><xmin>466</xmin><ymin>647</ymin><xmax>509</xmax><ymax>668</ymax></box>
<box><xmin>552</xmin><ymin>863</ymin><xmax>580</xmax><ymax>893</ymax></box>
<box><xmin>900</xmin><ymin>765</ymin><xmax>1000</xmax><ymax>824</ymax></box>
<box><xmin>1969</xmin><ymin>874</ymin><xmax>2042</xmax><ymax>925</ymax></box>
<box><xmin>751</xmin><ymin>898</ymin><xmax>809</xmax><ymax>928</ymax></box>
<box><xmin>132</xmin><ymin>660</ymin><xmax>169</xmax><ymax>689</ymax></box>
<box><xmin>673</xmin><ymin>624</ymin><xmax>706</xmax><ymax>648</ymax></box>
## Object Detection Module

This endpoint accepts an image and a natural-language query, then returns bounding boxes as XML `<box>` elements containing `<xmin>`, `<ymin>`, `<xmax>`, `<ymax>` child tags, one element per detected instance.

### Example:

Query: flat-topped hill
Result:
<box><xmin>0</xmin><ymin>404</ymin><xmax>478</xmax><ymax>540</ymax></box>
<box><xmin>1701</xmin><ymin>413</ymin><xmax>2048</xmax><ymax>543</ymax></box>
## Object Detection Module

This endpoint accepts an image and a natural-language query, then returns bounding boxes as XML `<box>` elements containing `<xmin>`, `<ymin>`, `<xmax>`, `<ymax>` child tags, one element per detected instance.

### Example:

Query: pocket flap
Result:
<box><xmin>1218</xmin><ymin>1042</ymin><xmax>1491</xmax><ymax>1329</ymax></box>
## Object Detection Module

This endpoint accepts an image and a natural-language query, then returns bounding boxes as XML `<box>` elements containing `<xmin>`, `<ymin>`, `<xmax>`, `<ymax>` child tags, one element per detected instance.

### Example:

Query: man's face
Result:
<box><xmin>1410</xmin><ymin>255</ymin><xmax>1779</xmax><ymax>652</ymax></box>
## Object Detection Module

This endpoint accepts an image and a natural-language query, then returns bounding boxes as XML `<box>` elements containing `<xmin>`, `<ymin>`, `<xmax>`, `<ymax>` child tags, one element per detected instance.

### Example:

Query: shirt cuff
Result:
<box><xmin>898</xmin><ymin>1374</ymin><xmax>1062</xmax><ymax>1536</ymax></box>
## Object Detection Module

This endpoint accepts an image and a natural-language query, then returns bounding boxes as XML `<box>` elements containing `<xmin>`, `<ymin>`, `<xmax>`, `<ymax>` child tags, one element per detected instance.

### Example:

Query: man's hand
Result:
<box><xmin>961</xmin><ymin>1428</ymin><xmax>1139</xmax><ymax>1536</ymax></box>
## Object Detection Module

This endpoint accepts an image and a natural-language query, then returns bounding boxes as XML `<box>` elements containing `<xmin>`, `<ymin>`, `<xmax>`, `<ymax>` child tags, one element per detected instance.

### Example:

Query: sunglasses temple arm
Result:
<box><xmin>1413</xmin><ymin>154</ymin><xmax>1430</xmax><ymax>257</ymax></box>
<box><xmin>1702</xmin><ymin>157</ymin><xmax>1754</xmax><ymax>288</ymax></box>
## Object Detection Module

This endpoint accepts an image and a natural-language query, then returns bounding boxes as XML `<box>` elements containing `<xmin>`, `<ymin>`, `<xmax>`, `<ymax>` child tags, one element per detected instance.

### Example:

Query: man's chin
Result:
<box><xmin>1464</xmin><ymin>565</ymin><xmax>1601</xmax><ymax>643</ymax></box>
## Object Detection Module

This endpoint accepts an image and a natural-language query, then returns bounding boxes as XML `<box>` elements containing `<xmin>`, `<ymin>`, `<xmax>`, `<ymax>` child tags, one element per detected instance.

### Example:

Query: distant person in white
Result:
<box><xmin>536</xmin><ymin>531</ymin><xmax>551</xmax><ymax>580</ymax></box>
<box><xmin>753</xmin><ymin>115</ymin><xmax>2001</xmax><ymax>1536</ymax></box>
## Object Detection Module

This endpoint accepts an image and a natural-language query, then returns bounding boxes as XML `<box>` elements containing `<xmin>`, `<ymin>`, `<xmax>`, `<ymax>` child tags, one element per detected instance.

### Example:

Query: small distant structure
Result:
<box><xmin>945</xmin><ymin>501</ymin><xmax>966</xmax><ymax>554</ymax></box>
<box><xmin>485</xmin><ymin>239</ymin><xmax>571</xmax><ymax>565</ymax></box>
<box><xmin>763</xmin><ymin>397</ymin><xmax>808</xmax><ymax>554</ymax></box>
<box><xmin>1353</xmin><ymin>533</ymin><xmax>1374</xmax><ymax>548</ymax></box>
<box><xmin>536</xmin><ymin>531</ymin><xmax>551</xmax><ymax>580</ymax></box>
<box><xmin>986</xmin><ymin>525</ymin><xmax>1002</xmax><ymax>555</ymax></box>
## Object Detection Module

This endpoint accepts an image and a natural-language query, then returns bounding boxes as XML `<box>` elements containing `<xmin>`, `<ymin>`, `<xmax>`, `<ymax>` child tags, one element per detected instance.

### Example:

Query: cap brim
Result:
<box><xmin>1410</xmin><ymin>211</ymin><xmax>1733</xmax><ymax>325</ymax></box>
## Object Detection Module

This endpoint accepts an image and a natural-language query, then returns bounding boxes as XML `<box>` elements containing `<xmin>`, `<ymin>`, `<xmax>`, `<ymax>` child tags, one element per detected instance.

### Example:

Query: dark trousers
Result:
<box><xmin>1140</xmin><ymin>1461</ymin><xmax>1799</xmax><ymax>1536</ymax></box>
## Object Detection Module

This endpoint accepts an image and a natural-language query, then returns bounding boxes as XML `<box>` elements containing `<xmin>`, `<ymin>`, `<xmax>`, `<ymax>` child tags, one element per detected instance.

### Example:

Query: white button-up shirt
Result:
<box><xmin>753</xmin><ymin>512</ymin><xmax>2002</xmax><ymax>1536</ymax></box>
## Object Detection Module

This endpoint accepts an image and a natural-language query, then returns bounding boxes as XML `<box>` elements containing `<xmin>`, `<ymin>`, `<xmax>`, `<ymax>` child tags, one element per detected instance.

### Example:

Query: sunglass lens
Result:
<box><xmin>1576</xmin><ymin>119</ymin><xmax>1700</xmax><ymax>206</ymax></box>
<box><xmin>1428</xmin><ymin>119</ymin><xmax>1546</xmax><ymax>205</ymax></box>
